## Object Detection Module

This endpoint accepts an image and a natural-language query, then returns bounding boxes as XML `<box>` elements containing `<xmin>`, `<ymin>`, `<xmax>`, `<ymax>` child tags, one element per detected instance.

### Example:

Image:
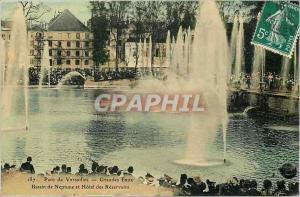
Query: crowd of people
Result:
<box><xmin>28</xmin><ymin>67</ymin><xmax>166</xmax><ymax>85</ymax></box>
<box><xmin>230</xmin><ymin>72</ymin><xmax>298</xmax><ymax>91</ymax></box>
<box><xmin>1</xmin><ymin>157</ymin><xmax>298</xmax><ymax>196</ymax></box>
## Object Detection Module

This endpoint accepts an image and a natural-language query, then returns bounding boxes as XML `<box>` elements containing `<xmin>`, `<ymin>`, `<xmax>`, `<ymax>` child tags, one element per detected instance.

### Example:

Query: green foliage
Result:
<box><xmin>164</xmin><ymin>1</ymin><xmax>198</xmax><ymax>37</ymax></box>
<box><xmin>91</xmin><ymin>15</ymin><xmax>109</xmax><ymax>67</ymax></box>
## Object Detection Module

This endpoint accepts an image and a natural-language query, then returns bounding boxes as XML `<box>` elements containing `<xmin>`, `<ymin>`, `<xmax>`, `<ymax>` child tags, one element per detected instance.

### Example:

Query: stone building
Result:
<box><xmin>45</xmin><ymin>9</ymin><xmax>93</xmax><ymax>71</ymax></box>
<box><xmin>28</xmin><ymin>25</ymin><xmax>45</xmax><ymax>68</ymax></box>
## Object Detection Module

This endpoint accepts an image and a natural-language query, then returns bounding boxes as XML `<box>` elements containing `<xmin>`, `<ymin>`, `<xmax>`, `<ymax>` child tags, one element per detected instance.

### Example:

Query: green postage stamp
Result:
<box><xmin>252</xmin><ymin>1</ymin><xmax>300</xmax><ymax>58</ymax></box>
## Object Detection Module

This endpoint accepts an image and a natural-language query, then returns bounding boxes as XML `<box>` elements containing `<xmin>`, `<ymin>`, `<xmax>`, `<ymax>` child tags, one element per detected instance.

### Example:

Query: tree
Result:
<box><xmin>19</xmin><ymin>1</ymin><xmax>51</xmax><ymax>24</ymax></box>
<box><xmin>90</xmin><ymin>1</ymin><xmax>131</xmax><ymax>71</ymax></box>
<box><xmin>133</xmin><ymin>1</ymin><xmax>166</xmax><ymax>74</ymax></box>
<box><xmin>131</xmin><ymin>5</ymin><xmax>146</xmax><ymax>72</ymax></box>
<box><xmin>107</xmin><ymin>1</ymin><xmax>132</xmax><ymax>71</ymax></box>
<box><xmin>164</xmin><ymin>1</ymin><xmax>198</xmax><ymax>37</ymax></box>
<box><xmin>91</xmin><ymin>16</ymin><xmax>110</xmax><ymax>70</ymax></box>
<box><xmin>89</xmin><ymin>1</ymin><xmax>110</xmax><ymax>72</ymax></box>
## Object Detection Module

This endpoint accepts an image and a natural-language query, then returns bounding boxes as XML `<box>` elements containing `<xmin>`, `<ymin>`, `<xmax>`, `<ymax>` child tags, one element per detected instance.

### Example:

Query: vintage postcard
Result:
<box><xmin>0</xmin><ymin>0</ymin><xmax>299</xmax><ymax>196</ymax></box>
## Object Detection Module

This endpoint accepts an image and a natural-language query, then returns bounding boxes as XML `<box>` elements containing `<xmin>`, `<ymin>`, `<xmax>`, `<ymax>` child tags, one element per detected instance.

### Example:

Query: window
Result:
<box><xmin>85</xmin><ymin>33</ymin><xmax>89</xmax><ymax>39</ymax></box>
<box><xmin>66</xmin><ymin>60</ymin><xmax>71</xmax><ymax>65</ymax></box>
<box><xmin>8</xmin><ymin>34</ymin><xmax>10</xmax><ymax>40</ymax></box>
<box><xmin>30</xmin><ymin>50</ymin><xmax>34</xmax><ymax>55</ymax></box>
<box><xmin>67</xmin><ymin>33</ymin><xmax>71</xmax><ymax>39</ymax></box>
<box><xmin>76</xmin><ymin>33</ymin><xmax>80</xmax><ymax>39</ymax></box>
<box><xmin>84</xmin><ymin>60</ymin><xmax>89</xmax><ymax>65</ymax></box>
<box><xmin>85</xmin><ymin>41</ymin><xmax>89</xmax><ymax>47</ymax></box>
<box><xmin>57</xmin><ymin>50</ymin><xmax>61</xmax><ymax>56</ymax></box>
<box><xmin>49</xmin><ymin>49</ymin><xmax>52</xmax><ymax>56</ymax></box>
<box><xmin>48</xmin><ymin>40</ymin><xmax>52</xmax><ymax>47</ymax></box>
<box><xmin>58</xmin><ymin>41</ymin><xmax>62</xmax><ymax>47</ymax></box>
<box><xmin>57</xmin><ymin>59</ymin><xmax>62</xmax><ymax>65</ymax></box>
<box><xmin>76</xmin><ymin>41</ymin><xmax>80</xmax><ymax>47</ymax></box>
<box><xmin>67</xmin><ymin>41</ymin><xmax>71</xmax><ymax>47</ymax></box>
<box><xmin>67</xmin><ymin>51</ymin><xmax>71</xmax><ymax>56</ymax></box>
<box><xmin>49</xmin><ymin>59</ymin><xmax>52</xmax><ymax>66</ymax></box>
<box><xmin>85</xmin><ymin>51</ymin><xmax>89</xmax><ymax>57</ymax></box>
<box><xmin>75</xmin><ymin>60</ymin><xmax>80</xmax><ymax>65</ymax></box>
<box><xmin>155</xmin><ymin>48</ymin><xmax>160</xmax><ymax>57</ymax></box>
<box><xmin>76</xmin><ymin>51</ymin><xmax>80</xmax><ymax>57</ymax></box>
<box><xmin>1</xmin><ymin>34</ymin><xmax>5</xmax><ymax>40</ymax></box>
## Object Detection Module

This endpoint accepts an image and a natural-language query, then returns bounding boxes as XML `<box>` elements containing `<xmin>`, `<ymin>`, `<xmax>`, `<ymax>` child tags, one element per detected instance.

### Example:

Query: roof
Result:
<box><xmin>29</xmin><ymin>25</ymin><xmax>45</xmax><ymax>32</ymax></box>
<box><xmin>48</xmin><ymin>9</ymin><xmax>89</xmax><ymax>32</ymax></box>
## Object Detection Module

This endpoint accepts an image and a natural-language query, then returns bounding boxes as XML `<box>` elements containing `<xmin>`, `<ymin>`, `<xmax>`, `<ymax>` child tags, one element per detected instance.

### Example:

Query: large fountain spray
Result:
<box><xmin>174</xmin><ymin>0</ymin><xmax>230</xmax><ymax>166</ymax></box>
<box><xmin>1</xmin><ymin>7</ymin><xmax>29</xmax><ymax>131</ymax></box>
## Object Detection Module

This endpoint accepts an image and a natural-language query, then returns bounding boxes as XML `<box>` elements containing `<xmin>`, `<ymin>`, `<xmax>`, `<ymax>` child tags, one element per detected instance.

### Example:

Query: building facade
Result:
<box><xmin>45</xmin><ymin>9</ymin><xmax>93</xmax><ymax>71</ymax></box>
<box><xmin>2</xmin><ymin>9</ymin><xmax>94</xmax><ymax>72</ymax></box>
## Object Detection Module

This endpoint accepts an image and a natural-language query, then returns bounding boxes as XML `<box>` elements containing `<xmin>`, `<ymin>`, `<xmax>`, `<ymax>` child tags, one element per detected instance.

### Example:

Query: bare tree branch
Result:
<box><xmin>19</xmin><ymin>1</ymin><xmax>51</xmax><ymax>24</ymax></box>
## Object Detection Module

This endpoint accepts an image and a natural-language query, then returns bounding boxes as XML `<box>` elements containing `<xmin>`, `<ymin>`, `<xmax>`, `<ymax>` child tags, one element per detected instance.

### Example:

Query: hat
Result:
<box><xmin>145</xmin><ymin>173</ymin><xmax>154</xmax><ymax>182</ymax></box>
<box><xmin>193</xmin><ymin>176</ymin><xmax>202</xmax><ymax>183</ymax></box>
<box><xmin>164</xmin><ymin>174</ymin><xmax>173</xmax><ymax>181</ymax></box>
<box><xmin>157</xmin><ymin>177</ymin><xmax>165</xmax><ymax>181</ymax></box>
<box><xmin>279</xmin><ymin>163</ymin><xmax>297</xmax><ymax>179</ymax></box>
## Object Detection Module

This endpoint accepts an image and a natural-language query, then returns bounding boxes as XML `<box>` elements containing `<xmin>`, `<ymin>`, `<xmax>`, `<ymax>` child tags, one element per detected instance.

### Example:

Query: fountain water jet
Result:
<box><xmin>143</xmin><ymin>38</ymin><xmax>147</xmax><ymax>69</ymax></box>
<box><xmin>56</xmin><ymin>71</ymin><xmax>85</xmax><ymax>89</ymax></box>
<box><xmin>281</xmin><ymin>57</ymin><xmax>290</xmax><ymax>88</ymax></box>
<box><xmin>0</xmin><ymin>24</ymin><xmax>4</xmax><ymax>90</ymax></box>
<box><xmin>1</xmin><ymin>7</ymin><xmax>29</xmax><ymax>131</ymax></box>
<box><xmin>173</xmin><ymin>26</ymin><xmax>184</xmax><ymax>75</ymax></box>
<box><xmin>170</xmin><ymin>36</ymin><xmax>176</xmax><ymax>73</ymax></box>
<box><xmin>230</xmin><ymin>15</ymin><xmax>238</xmax><ymax>75</ymax></box>
<box><xmin>234</xmin><ymin>17</ymin><xmax>244</xmax><ymax>80</ymax></box>
<box><xmin>251</xmin><ymin>46</ymin><xmax>265</xmax><ymax>90</ymax></box>
<box><xmin>147</xmin><ymin>36</ymin><xmax>152</xmax><ymax>73</ymax></box>
<box><xmin>185</xmin><ymin>27</ymin><xmax>191</xmax><ymax>75</ymax></box>
<box><xmin>39</xmin><ymin>41</ymin><xmax>51</xmax><ymax>89</ymax></box>
<box><xmin>174</xmin><ymin>0</ymin><xmax>229</xmax><ymax>166</ymax></box>
<box><xmin>165</xmin><ymin>30</ymin><xmax>171</xmax><ymax>69</ymax></box>
<box><xmin>137</xmin><ymin>39</ymin><xmax>143</xmax><ymax>68</ymax></box>
<box><xmin>288</xmin><ymin>48</ymin><xmax>298</xmax><ymax>113</ymax></box>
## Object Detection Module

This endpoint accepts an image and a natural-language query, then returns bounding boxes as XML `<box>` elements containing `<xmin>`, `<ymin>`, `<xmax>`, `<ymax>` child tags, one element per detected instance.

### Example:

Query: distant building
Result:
<box><xmin>1</xmin><ymin>19</ymin><xmax>12</xmax><ymax>66</ymax></box>
<box><xmin>28</xmin><ymin>25</ymin><xmax>46</xmax><ymax>68</ymax></box>
<box><xmin>45</xmin><ymin>9</ymin><xmax>93</xmax><ymax>71</ymax></box>
<box><xmin>2</xmin><ymin>9</ymin><xmax>93</xmax><ymax>71</ymax></box>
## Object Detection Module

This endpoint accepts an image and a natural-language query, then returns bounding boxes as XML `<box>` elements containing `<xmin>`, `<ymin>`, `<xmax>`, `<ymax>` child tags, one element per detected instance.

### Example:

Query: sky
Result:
<box><xmin>1</xmin><ymin>0</ymin><xmax>91</xmax><ymax>24</ymax></box>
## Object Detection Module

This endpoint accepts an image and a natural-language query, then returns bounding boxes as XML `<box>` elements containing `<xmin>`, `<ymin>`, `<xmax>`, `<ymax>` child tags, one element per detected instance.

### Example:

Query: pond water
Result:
<box><xmin>1</xmin><ymin>88</ymin><xmax>298</xmax><ymax>184</ymax></box>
